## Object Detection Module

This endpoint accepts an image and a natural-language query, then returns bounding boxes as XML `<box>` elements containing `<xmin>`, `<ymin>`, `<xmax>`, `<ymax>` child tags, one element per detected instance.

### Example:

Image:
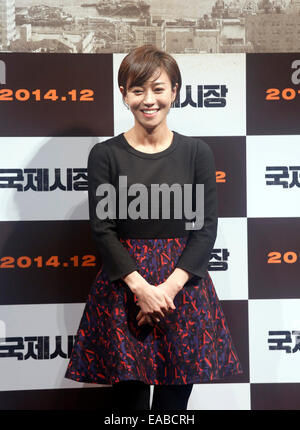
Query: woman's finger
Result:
<box><xmin>147</xmin><ymin>316</ymin><xmax>154</xmax><ymax>325</ymax></box>
<box><xmin>138</xmin><ymin>315</ymin><xmax>153</xmax><ymax>326</ymax></box>
<box><xmin>165</xmin><ymin>295</ymin><xmax>176</xmax><ymax>310</ymax></box>
<box><xmin>136</xmin><ymin>310</ymin><xmax>143</xmax><ymax>320</ymax></box>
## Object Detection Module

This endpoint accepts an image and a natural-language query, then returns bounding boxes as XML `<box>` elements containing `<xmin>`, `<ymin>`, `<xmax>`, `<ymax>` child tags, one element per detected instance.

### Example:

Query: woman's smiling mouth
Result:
<box><xmin>141</xmin><ymin>109</ymin><xmax>159</xmax><ymax>117</ymax></box>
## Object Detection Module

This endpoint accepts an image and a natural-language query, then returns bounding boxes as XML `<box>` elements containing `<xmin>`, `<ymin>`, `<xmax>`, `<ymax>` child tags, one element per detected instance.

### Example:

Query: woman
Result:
<box><xmin>65</xmin><ymin>45</ymin><xmax>243</xmax><ymax>410</ymax></box>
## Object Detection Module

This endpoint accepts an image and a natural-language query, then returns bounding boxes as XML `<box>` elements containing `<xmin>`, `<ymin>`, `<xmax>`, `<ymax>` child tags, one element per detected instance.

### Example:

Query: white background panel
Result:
<box><xmin>246</xmin><ymin>135</ymin><xmax>300</xmax><ymax>218</ymax></box>
<box><xmin>0</xmin><ymin>137</ymin><xmax>108</xmax><ymax>221</ymax></box>
<box><xmin>113</xmin><ymin>53</ymin><xmax>246</xmax><ymax>136</ymax></box>
<box><xmin>187</xmin><ymin>383</ymin><xmax>250</xmax><ymax>410</ymax></box>
<box><xmin>0</xmin><ymin>320</ymin><xmax>6</xmax><ymax>339</ymax></box>
<box><xmin>113</xmin><ymin>53</ymin><xmax>134</xmax><ymax>135</ymax></box>
<box><xmin>249</xmin><ymin>299</ymin><xmax>300</xmax><ymax>383</ymax></box>
<box><xmin>210</xmin><ymin>217</ymin><xmax>248</xmax><ymax>301</ymax></box>
<box><xmin>0</xmin><ymin>303</ymin><xmax>106</xmax><ymax>391</ymax></box>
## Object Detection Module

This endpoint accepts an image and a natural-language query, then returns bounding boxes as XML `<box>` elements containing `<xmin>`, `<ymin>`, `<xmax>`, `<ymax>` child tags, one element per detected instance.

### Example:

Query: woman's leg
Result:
<box><xmin>151</xmin><ymin>384</ymin><xmax>193</xmax><ymax>410</ymax></box>
<box><xmin>111</xmin><ymin>380</ymin><xmax>151</xmax><ymax>411</ymax></box>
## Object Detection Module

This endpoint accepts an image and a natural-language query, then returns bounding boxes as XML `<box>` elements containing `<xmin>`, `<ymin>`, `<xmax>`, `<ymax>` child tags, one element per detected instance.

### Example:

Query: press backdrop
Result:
<box><xmin>0</xmin><ymin>51</ymin><xmax>300</xmax><ymax>410</ymax></box>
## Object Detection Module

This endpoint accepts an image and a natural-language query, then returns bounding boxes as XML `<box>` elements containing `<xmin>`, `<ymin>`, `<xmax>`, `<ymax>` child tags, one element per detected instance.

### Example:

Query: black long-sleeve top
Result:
<box><xmin>87</xmin><ymin>131</ymin><xmax>218</xmax><ymax>283</ymax></box>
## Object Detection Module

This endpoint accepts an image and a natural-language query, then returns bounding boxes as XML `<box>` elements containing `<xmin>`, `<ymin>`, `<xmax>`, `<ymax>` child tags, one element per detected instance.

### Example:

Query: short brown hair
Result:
<box><xmin>118</xmin><ymin>45</ymin><xmax>181</xmax><ymax>102</ymax></box>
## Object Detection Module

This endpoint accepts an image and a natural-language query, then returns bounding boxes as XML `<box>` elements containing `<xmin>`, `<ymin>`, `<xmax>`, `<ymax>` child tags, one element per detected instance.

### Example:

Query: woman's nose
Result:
<box><xmin>143</xmin><ymin>90</ymin><xmax>155</xmax><ymax>104</ymax></box>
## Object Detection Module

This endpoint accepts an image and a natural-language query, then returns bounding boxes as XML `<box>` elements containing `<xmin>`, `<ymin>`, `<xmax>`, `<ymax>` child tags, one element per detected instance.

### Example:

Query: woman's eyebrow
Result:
<box><xmin>129</xmin><ymin>81</ymin><xmax>167</xmax><ymax>89</ymax></box>
<box><xmin>128</xmin><ymin>84</ymin><xmax>143</xmax><ymax>89</ymax></box>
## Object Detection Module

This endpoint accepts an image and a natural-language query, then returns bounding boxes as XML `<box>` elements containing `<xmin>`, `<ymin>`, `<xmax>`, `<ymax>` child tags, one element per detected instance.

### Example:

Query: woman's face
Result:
<box><xmin>120</xmin><ymin>68</ymin><xmax>178</xmax><ymax>131</ymax></box>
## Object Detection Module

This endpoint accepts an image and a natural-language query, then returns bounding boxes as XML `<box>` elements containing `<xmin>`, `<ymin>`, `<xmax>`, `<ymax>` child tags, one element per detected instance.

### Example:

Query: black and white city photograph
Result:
<box><xmin>1</xmin><ymin>0</ymin><xmax>300</xmax><ymax>54</ymax></box>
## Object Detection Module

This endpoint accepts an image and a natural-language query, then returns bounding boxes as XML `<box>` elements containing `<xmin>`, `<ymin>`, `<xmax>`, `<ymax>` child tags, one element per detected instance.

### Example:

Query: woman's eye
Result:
<box><xmin>155</xmin><ymin>88</ymin><xmax>163</xmax><ymax>92</ymax></box>
<box><xmin>133</xmin><ymin>90</ymin><xmax>143</xmax><ymax>94</ymax></box>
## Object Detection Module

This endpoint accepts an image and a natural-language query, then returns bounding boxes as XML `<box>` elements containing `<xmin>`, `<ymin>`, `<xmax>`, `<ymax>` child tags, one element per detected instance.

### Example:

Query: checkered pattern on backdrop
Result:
<box><xmin>0</xmin><ymin>52</ymin><xmax>299</xmax><ymax>410</ymax></box>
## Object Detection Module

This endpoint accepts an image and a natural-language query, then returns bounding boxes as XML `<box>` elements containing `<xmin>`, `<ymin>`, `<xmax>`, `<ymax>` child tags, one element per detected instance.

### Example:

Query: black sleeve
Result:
<box><xmin>175</xmin><ymin>140</ymin><xmax>218</xmax><ymax>281</ymax></box>
<box><xmin>88</xmin><ymin>142</ymin><xmax>138</xmax><ymax>283</ymax></box>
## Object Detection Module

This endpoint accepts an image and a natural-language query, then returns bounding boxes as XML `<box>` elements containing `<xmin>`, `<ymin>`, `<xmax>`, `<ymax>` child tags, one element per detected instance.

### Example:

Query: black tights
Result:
<box><xmin>111</xmin><ymin>380</ymin><xmax>193</xmax><ymax>411</ymax></box>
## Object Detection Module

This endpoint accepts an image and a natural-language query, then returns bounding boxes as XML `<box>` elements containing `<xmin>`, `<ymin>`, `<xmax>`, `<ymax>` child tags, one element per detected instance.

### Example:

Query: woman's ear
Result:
<box><xmin>120</xmin><ymin>85</ymin><xmax>128</xmax><ymax>105</ymax></box>
<box><xmin>120</xmin><ymin>86</ymin><xmax>130</xmax><ymax>110</ymax></box>
<box><xmin>119</xmin><ymin>85</ymin><xmax>125</xmax><ymax>96</ymax></box>
<box><xmin>172</xmin><ymin>83</ymin><xmax>179</xmax><ymax>103</ymax></box>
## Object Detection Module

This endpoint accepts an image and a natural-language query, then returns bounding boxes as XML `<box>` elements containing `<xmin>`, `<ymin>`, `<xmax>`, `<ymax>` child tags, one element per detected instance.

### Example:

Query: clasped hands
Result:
<box><xmin>135</xmin><ymin>281</ymin><xmax>178</xmax><ymax>327</ymax></box>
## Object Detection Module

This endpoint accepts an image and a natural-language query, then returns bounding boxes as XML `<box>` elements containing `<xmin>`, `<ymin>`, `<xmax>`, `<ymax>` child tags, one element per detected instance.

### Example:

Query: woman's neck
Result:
<box><xmin>124</xmin><ymin>123</ymin><xmax>173</xmax><ymax>150</ymax></box>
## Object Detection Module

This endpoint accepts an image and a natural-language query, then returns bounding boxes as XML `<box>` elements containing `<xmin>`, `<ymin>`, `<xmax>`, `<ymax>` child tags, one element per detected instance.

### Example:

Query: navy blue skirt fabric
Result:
<box><xmin>65</xmin><ymin>237</ymin><xmax>243</xmax><ymax>385</ymax></box>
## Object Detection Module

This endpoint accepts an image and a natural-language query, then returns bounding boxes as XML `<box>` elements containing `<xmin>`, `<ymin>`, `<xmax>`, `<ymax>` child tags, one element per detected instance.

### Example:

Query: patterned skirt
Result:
<box><xmin>64</xmin><ymin>237</ymin><xmax>243</xmax><ymax>385</ymax></box>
